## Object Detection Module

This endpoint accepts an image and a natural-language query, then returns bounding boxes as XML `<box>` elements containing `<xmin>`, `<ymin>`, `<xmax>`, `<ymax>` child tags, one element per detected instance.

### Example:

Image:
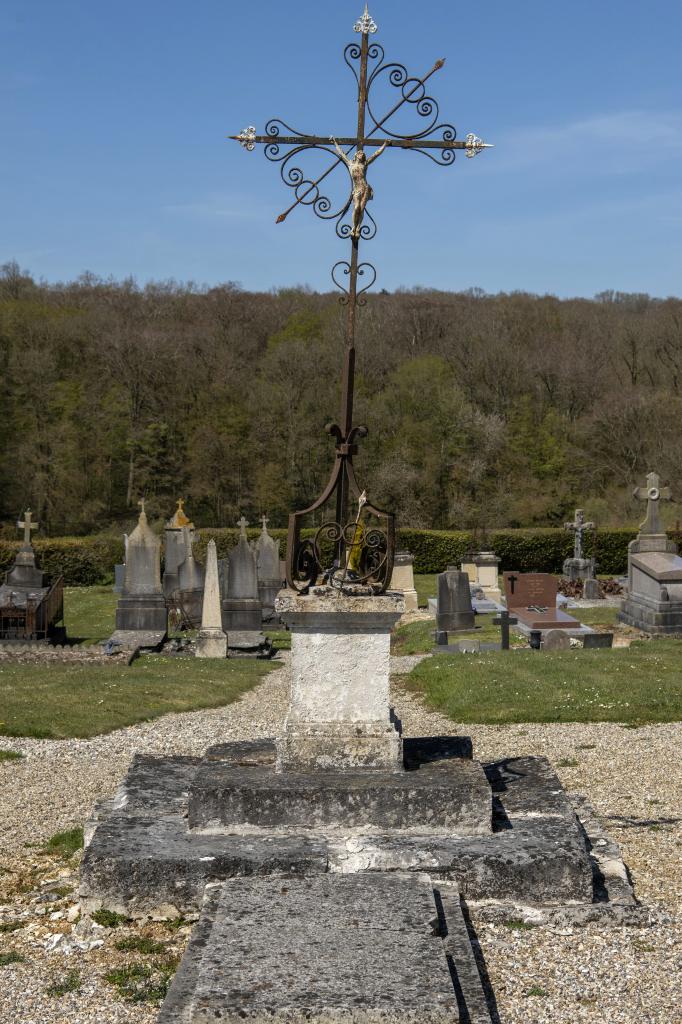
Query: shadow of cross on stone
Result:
<box><xmin>493</xmin><ymin>609</ymin><xmax>517</xmax><ymax>650</ymax></box>
<box><xmin>634</xmin><ymin>472</ymin><xmax>672</xmax><ymax>536</ymax></box>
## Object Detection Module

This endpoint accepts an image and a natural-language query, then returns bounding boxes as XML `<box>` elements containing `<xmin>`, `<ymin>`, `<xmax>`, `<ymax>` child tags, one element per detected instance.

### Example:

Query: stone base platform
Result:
<box><xmin>188</xmin><ymin>740</ymin><xmax>491</xmax><ymax>835</ymax></box>
<box><xmin>159</xmin><ymin>873</ymin><xmax>469</xmax><ymax>1024</ymax></box>
<box><xmin>618</xmin><ymin>595</ymin><xmax>682</xmax><ymax>634</ymax></box>
<box><xmin>80</xmin><ymin>745</ymin><xmax>597</xmax><ymax>919</ymax></box>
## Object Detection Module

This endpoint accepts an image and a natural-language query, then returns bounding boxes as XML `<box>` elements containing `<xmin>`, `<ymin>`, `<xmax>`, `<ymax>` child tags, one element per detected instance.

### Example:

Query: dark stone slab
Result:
<box><xmin>188</xmin><ymin>757</ymin><xmax>492</xmax><ymax>835</ymax></box>
<box><xmin>159</xmin><ymin>874</ymin><xmax>458</xmax><ymax>1024</ymax></box>
<box><xmin>583</xmin><ymin>632</ymin><xmax>614</xmax><ymax>649</ymax></box>
<box><xmin>436</xmin><ymin>569</ymin><xmax>475</xmax><ymax>632</ymax></box>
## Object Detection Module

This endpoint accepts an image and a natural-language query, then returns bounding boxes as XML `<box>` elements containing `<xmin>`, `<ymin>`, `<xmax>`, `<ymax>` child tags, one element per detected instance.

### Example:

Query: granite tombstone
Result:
<box><xmin>504</xmin><ymin>571</ymin><xmax>580</xmax><ymax>631</ymax></box>
<box><xmin>436</xmin><ymin>567</ymin><xmax>475</xmax><ymax>634</ymax></box>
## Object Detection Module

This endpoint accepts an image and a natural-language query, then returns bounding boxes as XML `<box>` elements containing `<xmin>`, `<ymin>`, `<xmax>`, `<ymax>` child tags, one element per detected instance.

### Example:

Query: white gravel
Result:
<box><xmin>0</xmin><ymin>657</ymin><xmax>680</xmax><ymax>1024</ymax></box>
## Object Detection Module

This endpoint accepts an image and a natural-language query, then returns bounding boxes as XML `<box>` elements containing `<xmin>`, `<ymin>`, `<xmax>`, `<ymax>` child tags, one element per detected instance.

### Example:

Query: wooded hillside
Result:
<box><xmin>1</xmin><ymin>261</ymin><xmax>680</xmax><ymax>536</ymax></box>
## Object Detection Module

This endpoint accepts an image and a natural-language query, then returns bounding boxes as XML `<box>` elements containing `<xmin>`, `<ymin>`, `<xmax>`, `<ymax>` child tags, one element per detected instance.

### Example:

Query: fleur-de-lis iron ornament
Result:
<box><xmin>229</xmin><ymin>7</ymin><xmax>492</xmax><ymax>594</ymax></box>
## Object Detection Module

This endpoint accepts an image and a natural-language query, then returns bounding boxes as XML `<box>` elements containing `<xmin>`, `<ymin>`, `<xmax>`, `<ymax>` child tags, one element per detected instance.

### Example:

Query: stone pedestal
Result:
<box><xmin>389</xmin><ymin>551</ymin><xmax>419</xmax><ymax>613</ymax></box>
<box><xmin>461</xmin><ymin>551</ymin><xmax>501</xmax><ymax>603</ymax></box>
<box><xmin>275</xmin><ymin>590</ymin><xmax>404</xmax><ymax>772</ymax></box>
<box><xmin>562</xmin><ymin>556</ymin><xmax>592</xmax><ymax>581</ymax></box>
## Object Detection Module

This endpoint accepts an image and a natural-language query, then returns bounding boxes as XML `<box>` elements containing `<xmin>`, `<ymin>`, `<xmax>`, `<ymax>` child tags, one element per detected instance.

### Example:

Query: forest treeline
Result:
<box><xmin>1</xmin><ymin>260</ymin><xmax>681</xmax><ymax>537</ymax></box>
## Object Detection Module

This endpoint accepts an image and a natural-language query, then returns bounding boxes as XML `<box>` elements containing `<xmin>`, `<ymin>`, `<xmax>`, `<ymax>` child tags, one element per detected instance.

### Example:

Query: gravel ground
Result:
<box><xmin>0</xmin><ymin>655</ymin><xmax>680</xmax><ymax>1024</ymax></box>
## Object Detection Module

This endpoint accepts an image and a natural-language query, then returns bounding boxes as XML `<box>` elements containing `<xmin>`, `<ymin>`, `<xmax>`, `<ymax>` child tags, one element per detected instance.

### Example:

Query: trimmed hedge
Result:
<box><xmin>2</xmin><ymin>526</ymin><xmax>677</xmax><ymax>587</ymax></box>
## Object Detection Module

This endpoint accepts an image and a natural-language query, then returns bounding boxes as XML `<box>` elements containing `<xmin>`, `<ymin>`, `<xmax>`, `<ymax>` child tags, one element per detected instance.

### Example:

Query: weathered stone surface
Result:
<box><xmin>542</xmin><ymin>628</ymin><xmax>571</xmax><ymax>650</ymax></box>
<box><xmin>116</xmin><ymin>505</ymin><xmax>167</xmax><ymax>633</ymax></box>
<box><xmin>159</xmin><ymin>874</ymin><xmax>458</xmax><ymax>1024</ymax></box>
<box><xmin>276</xmin><ymin>590</ymin><xmax>404</xmax><ymax>772</ymax></box>
<box><xmin>389</xmin><ymin>551</ymin><xmax>419</xmax><ymax>614</ymax></box>
<box><xmin>187</xmin><ymin>757</ymin><xmax>492</xmax><ymax>835</ymax></box>
<box><xmin>436</xmin><ymin>569</ymin><xmax>475</xmax><ymax>632</ymax></box>
<box><xmin>196</xmin><ymin>540</ymin><xmax>227</xmax><ymax>659</ymax></box>
<box><xmin>461</xmin><ymin>551</ymin><xmax>501</xmax><ymax>604</ymax></box>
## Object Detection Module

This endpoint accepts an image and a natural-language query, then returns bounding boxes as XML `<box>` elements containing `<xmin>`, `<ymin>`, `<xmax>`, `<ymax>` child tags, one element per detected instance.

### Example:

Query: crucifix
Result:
<box><xmin>564</xmin><ymin>508</ymin><xmax>595</xmax><ymax>561</ymax></box>
<box><xmin>17</xmin><ymin>509</ymin><xmax>38</xmax><ymax>547</ymax></box>
<box><xmin>230</xmin><ymin>5</ymin><xmax>491</xmax><ymax>593</ymax></box>
<box><xmin>634</xmin><ymin>472</ymin><xmax>672</xmax><ymax>536</ymax></box>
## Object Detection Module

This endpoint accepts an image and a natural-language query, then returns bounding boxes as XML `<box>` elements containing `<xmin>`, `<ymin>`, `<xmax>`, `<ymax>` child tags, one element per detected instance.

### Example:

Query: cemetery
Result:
<box><xmin>1</xmin><ymin>5</ymin><xmax>681</xmax><ymax>1024</ymax></box>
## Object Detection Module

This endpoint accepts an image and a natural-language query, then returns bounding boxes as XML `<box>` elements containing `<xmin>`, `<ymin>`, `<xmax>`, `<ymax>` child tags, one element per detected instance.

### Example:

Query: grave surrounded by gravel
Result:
<box><xmin>0</xmin><ymin>656</ymin><xmax>680</xmax><ymax>1024</ymax></box>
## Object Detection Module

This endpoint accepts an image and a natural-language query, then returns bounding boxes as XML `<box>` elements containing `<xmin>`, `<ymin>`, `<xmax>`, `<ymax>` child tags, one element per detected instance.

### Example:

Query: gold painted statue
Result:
<box><xmin>331</xmin><ymin>137</ymin><xmax>388</xmax><ymax>238</ymax></box>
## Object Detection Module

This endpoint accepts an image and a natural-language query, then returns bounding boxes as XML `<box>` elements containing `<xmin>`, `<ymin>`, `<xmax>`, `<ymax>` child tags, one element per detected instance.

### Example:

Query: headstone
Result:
<box><xmin>388</xmin><ymin>550</ymin><xmax>419</xmax><ymax>613</ymax></box>
<box><xmin>163</xmin><ymin>499</ymin><xmax>204</xmax><ymax>626</ymax></box>
<box><xmin>618</xmin><ymin>472</ymin><xmax>682</xmax><ymax>633</ymax></box>
<box><xmin>254</xmin><ymin>516</ymin><xmax>282</xmax><ymax>622</ymax></box>
<box><xmin>196</xmin><ymin>540</ymin><xmax>228</xmax><ymax>659</ymax></box>
<box><xmin>115</xmin><ymin>501</ymin><xmax>168</xmax><ymax>634</ymax></box>
<box><xmin>461</xmin><ymin>550</ymin><xmax>501</xmax><ymax>602</ymax></box>
<box><xmin>583</xmin><ymin>577</ymin><xmax>603</xmax><ymax>601</ymax></box>
<box><xmin>504</xmin><ymin>571</ymin><xmax>580</xmax><ymax>631</ymax></box>
<box><xmin>583</xmin><ymin>632</ymin><xmax>613</xmax><ymax>649</ymax></box>
<box><xmin>5</xmin><ymin>509</ymin><xmax>45</xmax><ymax>590</ymax></box>
<box><xmin>222</xmin><ymin>517</ymin><xmax>263</xmax><ymax>635</ymax></box>
<box><xmin>113</xmin><ymin>533</ymin><xmax>128</xmax><ymax>594</ymax></box>
<box><xmin>542</xmin><ymin>628</ymin><xmax>571</xmax><ymax>651</ymax></box>
<box><xmin>436</xmin><ymin>567</ymin><xmax>475</xmax><ymax>633</ymax></box>
<box><xmin>563</xmin><ymin>509</ymin><xmax>595</xmax><ymax>580</ymax></box>
<box><xmin>493</xmin><ymin>609</ymin><xmax>517</xmax><ymax>650</ymax></box>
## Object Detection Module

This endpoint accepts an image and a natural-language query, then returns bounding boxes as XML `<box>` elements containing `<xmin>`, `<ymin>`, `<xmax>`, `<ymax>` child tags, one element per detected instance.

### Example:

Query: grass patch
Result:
<box><xmin>0</xmin><ymin>952</ymin><xmax>24</xmax><ymax>966</ymax></box>
<box><xmin>556</xmin><ymin>758</ymin><xmax>580</xmax><ymax>767</ymax></box>
<box><xmin>92</xmin><ymin>908</ymin><xmax>129</xmax><ymax>928</ymax></box>
<box><xmin>114</xmin><ymin>936</ymin><xmax>167</xmax><ymax>954</ymax></box>
<box><xmin>0</xmin><ymin>921</ymin><xmax>23</xmax><ymax>933</ymax></box>
<box><xmin>163</xmin><ymin>917</ymin><xmax>187</xmax><ymax>932</ymax></box>
<box><xmin>105</xmin><ymin>959</ymin><xmax>178</xmax><ymax>1004</ymax></box>
<box><xmin>526</xmin><ymin>986</ymin><xmax>549</xmax><ymax>998</ymax></box>
<box><xmin>503</xmin><ymin>919</ymin><xmax>535</xmax><ymax>931</ymax></box>
<box><xmin>0</xmin><ymin>656</ymin><xmax>277</xmax><ymax>739</ymax></box>
<box><xmin>46</xmin><ymin>968</ymin><xmax>81</xmax><ymax>996</ymax></box>
<box><xmin>392</xmin><ymin>616</ymin><xmax>520</xmax><ymax>656</ymax></box>
<box><xmin>64</xmin><ymin>585</ymin><xmax>118</xmax><ymax>645</ymax></box>
<box><xmin>405</xmin><ymin>640</ymin><xmax>682</xmax><ymax>724</ymax></box>
<box><xmin>44</xmin><ymin>828</ymin><xmax>83</xmax><ymax>859</ymax></box>
<box><xmin>0</xmin><ymin>749</ymin><xmax>23</xmax><ymax>762</ymax></box>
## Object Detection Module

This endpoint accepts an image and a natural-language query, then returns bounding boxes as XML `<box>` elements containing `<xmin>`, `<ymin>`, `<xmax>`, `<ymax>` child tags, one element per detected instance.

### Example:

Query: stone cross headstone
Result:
<box><xmin>493</xmin><ymin>609</ymin><xmax>517</xmax><ymax>650</ymax></box>
<box><xmin>563</xmin><ymin>509</ymin><xmax>595</xmax><ymax>581</ymax></box>
<box><xmin>196</xmin><ymin>540</ymin><xmax>228</xmax><ymax>659</ymax></box>
<box><xmin>634</xmin><ymin>472</ymin><xmax>671</xmax><ymax>537</ymax></box>
<box><xmin>17</xmin><ymin>509</ymin><xmax>38</xmax><ymax>548</ymax></box>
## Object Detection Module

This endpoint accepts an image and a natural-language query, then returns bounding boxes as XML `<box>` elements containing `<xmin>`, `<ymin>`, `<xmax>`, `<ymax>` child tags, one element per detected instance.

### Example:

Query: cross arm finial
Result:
<box><xmin>354</xmin><ymin>4</ymin><xmax>378</xmax><ymax>35</ymax></box>
<box><xmin>633</xmin><ymin>471</ymin><xmax>672</xmax><ymax>535</ymax></box>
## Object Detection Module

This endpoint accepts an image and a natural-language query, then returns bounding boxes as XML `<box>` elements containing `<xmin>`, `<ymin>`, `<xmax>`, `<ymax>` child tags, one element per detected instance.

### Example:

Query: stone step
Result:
<box><xmin>159</xmin><ymin>873</ymin><xmax>492</xmax><ymax>1023</ymax></box>
<box><xmin>187</xmin><ymin>756</ymin><xmax>492</xmax><ymax>835</ymax></box>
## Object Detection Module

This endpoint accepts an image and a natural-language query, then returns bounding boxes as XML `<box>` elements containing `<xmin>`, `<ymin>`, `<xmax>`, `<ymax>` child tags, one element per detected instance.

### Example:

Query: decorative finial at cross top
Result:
<box><xmin>634</xmin><ymin>472</ymin><xmax>672</xmax><ymax>536</ymax></box>
<box><xmin>228</xmin><ymin>8</ymin><xmax>492</xmax><ymax>595</ymax></box>
<box><xmin>17</xmin><ymin>509</ymin><xmax>38</xmax><ymax>547</ymax></box>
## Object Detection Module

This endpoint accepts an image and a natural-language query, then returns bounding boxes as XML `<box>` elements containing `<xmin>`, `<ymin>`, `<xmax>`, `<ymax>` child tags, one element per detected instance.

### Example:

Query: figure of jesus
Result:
<box><xmin>331</xmin><ymin>137</ymin><xmax>388</xmax><ymax>238</ymax></box>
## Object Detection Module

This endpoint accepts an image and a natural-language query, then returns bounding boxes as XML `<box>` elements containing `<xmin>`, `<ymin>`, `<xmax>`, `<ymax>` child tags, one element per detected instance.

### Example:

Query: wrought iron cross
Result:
<box><xmin>17</xmin><ymin>509</ymin><xmax>38</xmax><ymax>547</ymax></box>
<box><xmin>634</xmin><ymin>472</ymin><xmax>672</xmax><ymax>536</ymax></box>
<box><xmin>230</xmin><ymin>5</ymin><xmax>491</xmax><ymax>593</ymax></box>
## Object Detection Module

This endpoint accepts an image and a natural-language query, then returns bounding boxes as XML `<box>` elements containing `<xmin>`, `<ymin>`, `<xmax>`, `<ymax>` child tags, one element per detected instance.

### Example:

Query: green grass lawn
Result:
<box><xmin>64</xmin><ymin>585</ymin><xmax>119</xmax><ymax>644</ymax></box>
<box><xmin>0</xmin><ymin>656</ymin><xmax>278</xmax><ymax>739</ymax></box>
<box><xmin>404</xmin><ymin>639</ymin><xmax>682</xmax><ymax>725</ymax></box>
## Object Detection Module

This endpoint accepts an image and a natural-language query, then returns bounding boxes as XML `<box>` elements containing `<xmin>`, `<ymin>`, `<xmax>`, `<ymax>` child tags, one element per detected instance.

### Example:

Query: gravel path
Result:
<box><xmin>0</xmin><ymin>657</ymin><xmax>680</xmax><ymax>1024</ymax></box>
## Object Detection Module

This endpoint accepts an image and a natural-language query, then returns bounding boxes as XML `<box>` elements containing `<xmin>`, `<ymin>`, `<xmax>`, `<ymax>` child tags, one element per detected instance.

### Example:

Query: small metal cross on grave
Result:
<box><xmin>493</xmin><ymin>609</ymin><xmax>518</xmax><ymax>651</ymax></box>
<box><xmin>564</xmin><ymin>508</ymin><xmax>595</xmax><ymax>561</ymax></box>
<box><xmin>17</xmin><ymin>509</ymin><xmax>38</xmax><ymax>547</ymax></box>
<box><xmin>634</xmin><ymin>472</ymin><xmax>672</xmax><ymax>536</ymax></box>
<box><xmin>506</xmin><ymin>574</ymin><xmax>518</xmax><ymax>596</ymax></box>
<box><xmin>229</xmin><ymin>5</ymin><xmax>491</xmax><ymax>595</ymax></box>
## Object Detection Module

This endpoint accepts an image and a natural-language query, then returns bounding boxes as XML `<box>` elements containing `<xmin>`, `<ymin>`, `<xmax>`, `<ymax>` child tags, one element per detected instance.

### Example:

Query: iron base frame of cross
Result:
<box><xmin>229</xmin><ymin>5</ymin><xmax>491</xmax><ymax>594</ymax></box>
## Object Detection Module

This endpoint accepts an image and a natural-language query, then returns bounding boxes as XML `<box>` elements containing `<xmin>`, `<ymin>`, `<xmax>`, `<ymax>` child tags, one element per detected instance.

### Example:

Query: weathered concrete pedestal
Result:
<box><xmin>389</xmin><ymin>550</ymin><xmax>419</xmax><ymax>614</ymax></box>
<box><xmin>275</xmin><ymin>590</ymin><xmax>404</xmax><ymax>772</ymax></box>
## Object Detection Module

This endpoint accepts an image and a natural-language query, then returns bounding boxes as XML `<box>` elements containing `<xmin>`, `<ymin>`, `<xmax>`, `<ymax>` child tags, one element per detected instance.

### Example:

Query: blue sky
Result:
<box><xmin>2</xmin><ymin>0</ymin><xmax>681</xmax><ymax>297</ymax></box>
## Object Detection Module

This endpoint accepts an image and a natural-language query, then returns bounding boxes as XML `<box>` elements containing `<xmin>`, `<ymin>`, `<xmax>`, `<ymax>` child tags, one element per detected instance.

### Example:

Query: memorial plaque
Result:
<box><xmin>503</xmin><ymin>572</ymin><xmax>579</xmax><ymax>631</ymax></box>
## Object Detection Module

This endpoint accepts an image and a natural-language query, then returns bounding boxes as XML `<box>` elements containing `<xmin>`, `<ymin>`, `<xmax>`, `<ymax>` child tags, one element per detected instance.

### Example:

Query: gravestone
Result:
<box><xmin>254</xmin><ymin>516</ymin><xmax>282</xmax><ymax>622</ymax></box>
<box><xmin>0</xmin><ymin>510</ymin><xmax>52</xmax><ymax>633</ymax></box>
<box><xmin>436</xmin><ymin>567</ymin><xmax>475</xmax><ymax>634</ymax></box>
<box><xmin>493</xmin><ymin>608</ymin><xmax>517</xmax><ymax>650</ymax></box>
<box><xmin>5</xmin><ymin>510</ymin><xmax>45</xmax><ymax>590</ymax></box>
<box><xmin>113</xmin><ymin>534</ymin><xmax>128</xmax><ymax>594</ymax></box>
<box><xmin>196</xmin><ymin>540</ymin><xmax>228</xmax><ymax>659</ymax></box>
<box><xmin>583</xmin><ymin>577</ymin><xmax>603</xmax><ymax>600</ymax></box>
<box><xmin>583</xmin><ymin>632</ymin><xmax>613</xmax><ymax>649</ymax></box>
<box><xmin>542</xmin><ymin>628</ymin><xmax>571</xmax><ymax>651</ymax></box>
<box><xmin>222</xmin><ymin>517</ymin><xmax>263</xmax><ymax>636</ymax></box>
<box><xmin>114</xmin><ymin>501</ymin><xmax>168</xmax><ymax>634</ymax></box>
<box><xmin>461</xmin><ymin>550</ymin><xmax>501</xmax><ymax>603</ymax></box>
<box><xmin>504</xmin><ymin>571</ymin><xmax>580</xmax><ymax>631</ymax></box>
<box><xmin>163</xmin><ymin>499</ymin><xmax>204</xmax><ymax>626</ymax></box>
<box><xmin>389</xmin><ymin>550</ymin><xmax>419</xmax><ymax>613</ymax></box>
<box><xmin>618</xmin><ymin>472</ymin><xmax>682</xmax><ymax>633</ymax></box>
<box><xmin>563</xmin><ymin>509</ymin><xmax>594</xmax><ymax>580</ymax></box>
